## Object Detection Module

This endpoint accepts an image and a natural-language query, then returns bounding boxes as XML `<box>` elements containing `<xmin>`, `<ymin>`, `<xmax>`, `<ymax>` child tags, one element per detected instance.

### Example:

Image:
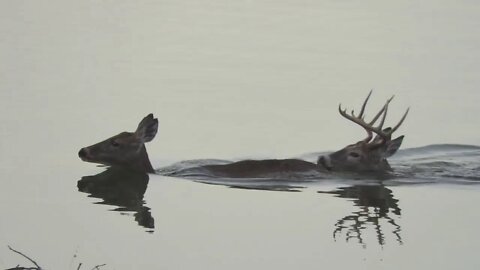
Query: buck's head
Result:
<box><xmin>318</xmin><ymin>92</ymin><xmax>409</xmax><ymax>173</ymax></box>
<box><xmin>78</xmin><ymin>114</ymin><xmax>158</xmax><ymax>173</ymax></box>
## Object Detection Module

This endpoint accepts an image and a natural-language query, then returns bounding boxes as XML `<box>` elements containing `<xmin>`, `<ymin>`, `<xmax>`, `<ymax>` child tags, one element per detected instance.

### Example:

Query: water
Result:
<box><xmin>2</xmin><ymin>144</ymin><xmax>480</xmax><ymax>269</ymax></box>
<box><xmin>2</xmin><ymin>0</ymin><xmax>480</xmax><ymax>269</ymax></box>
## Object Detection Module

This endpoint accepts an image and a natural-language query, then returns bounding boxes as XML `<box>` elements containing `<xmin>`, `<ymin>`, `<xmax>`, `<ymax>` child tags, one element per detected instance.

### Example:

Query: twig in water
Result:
<box><xmin>91</xmin><ymin>264</ymin><xmax>106</xmax><ymax>270</ymax></box>
<box><xmin>6</xmin><ymin>246</ymin><xmax>41</xmax><ymax>270</ymax></box>
<box><xmin>5</xmin><ymin>246</ymin><xmax>106</xmax><ymax>270</ymax></box>
<box><xmin>5</xmin><ymin>266</ymin><xmax>39</xmax><ymax>270</ymax></box>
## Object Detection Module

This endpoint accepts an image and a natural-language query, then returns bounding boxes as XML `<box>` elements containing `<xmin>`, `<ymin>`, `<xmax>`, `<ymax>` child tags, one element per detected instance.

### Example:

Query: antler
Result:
<box><xmin>338</xmin><ymin>90</ymin><xmax>409</xmax><ymax>146</ymax></box>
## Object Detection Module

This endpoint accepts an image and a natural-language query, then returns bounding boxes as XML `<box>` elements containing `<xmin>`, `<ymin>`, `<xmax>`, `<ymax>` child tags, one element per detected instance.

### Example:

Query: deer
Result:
<box><xmin>188</xmin><ymin>91</ymin><xmax>409</xmax><ymax>177</ymax></box>
<box><xmin>78</xmin><ymin>92</ymin><xmax>409</xmax><ymax>177</ymax></box>
<box><xmin>316</xmin><ymin>91</ymin><xmax>409</xmax><ymax>173</ymax></box>
<box><xmin>78</xmin><ymin>114</ymin><xmax>158</xmax><ymax>173</ymax></box>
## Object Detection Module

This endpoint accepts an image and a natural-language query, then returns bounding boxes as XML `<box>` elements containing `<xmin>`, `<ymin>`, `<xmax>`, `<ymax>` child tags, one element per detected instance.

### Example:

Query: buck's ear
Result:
<box><xmin>385</xmin><ymin>136</ymin><xmax>404</xmax><ymax>157</ymax></box>
<box><xmin>372</xmin><ymin>127</ymin><xmax>393</xmax><ymax>143</ymax></box>
<box><xmin>135</xmin><ymin>113</ymin><xmax>158</xmax><ymax>143</ymax></box>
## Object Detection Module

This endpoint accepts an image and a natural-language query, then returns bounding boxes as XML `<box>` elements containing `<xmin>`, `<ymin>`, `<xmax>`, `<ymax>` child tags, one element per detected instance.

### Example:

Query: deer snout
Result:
<box><xmin>317</xmin><ymin>155</ymin><xmax>333</xmax><ymax>171</ymax></box>
<box><xmin>78</xmin><ymin>148</ymin><xmax>90</xmax><ymax>161</ymax></box>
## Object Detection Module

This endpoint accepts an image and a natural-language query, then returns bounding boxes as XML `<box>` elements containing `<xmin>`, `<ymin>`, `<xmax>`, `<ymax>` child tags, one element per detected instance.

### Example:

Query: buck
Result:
<box><xmin>78</xmin><ymin>92</ymin><xmax>408</xmax><ymax>176</ymax></box>
<box><xmin>317</xmin><ymin>91</ymin><xmax>409</xmax><ymax>173</ymax></box>
<box><xmin>189</xmin><ymin>91</ymin><xmax>408</xmax><ymax>177</ymax></box>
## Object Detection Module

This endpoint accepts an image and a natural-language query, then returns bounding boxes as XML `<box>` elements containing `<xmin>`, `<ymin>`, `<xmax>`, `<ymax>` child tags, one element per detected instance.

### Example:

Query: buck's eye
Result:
<box><xmin>111</xmin><ymin>140</ymin><xmax>120</xmax><ymax>147</ymax></box>
<box><xmin>349</xmin><ymin>152</ymin><xmax>360</xmax><ymax>158</ymax></box>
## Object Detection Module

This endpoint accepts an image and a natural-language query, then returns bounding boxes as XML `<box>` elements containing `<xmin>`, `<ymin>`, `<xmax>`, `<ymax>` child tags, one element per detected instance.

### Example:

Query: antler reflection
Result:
<box><xmin>319</xmin><ymin>184</ymin><xmax>402</xmax><ymax>247</ymax></box>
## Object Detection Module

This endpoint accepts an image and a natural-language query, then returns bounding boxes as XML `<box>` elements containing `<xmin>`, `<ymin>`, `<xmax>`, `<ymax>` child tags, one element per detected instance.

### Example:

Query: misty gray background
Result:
<box><xmin>1</xmin><ymin>0</ymin><xmax>479</xmax><ymax>165</ymax></box>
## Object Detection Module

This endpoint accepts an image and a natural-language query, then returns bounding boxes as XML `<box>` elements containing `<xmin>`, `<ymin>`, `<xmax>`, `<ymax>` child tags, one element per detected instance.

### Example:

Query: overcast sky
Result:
<box><xmin>1</xmin><ymin>0</ymin><xmax>479</xmax><ymax>162</ymax></box>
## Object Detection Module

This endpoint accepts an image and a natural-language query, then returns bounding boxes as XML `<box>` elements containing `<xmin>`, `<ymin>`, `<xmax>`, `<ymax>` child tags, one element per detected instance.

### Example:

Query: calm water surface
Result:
<box><xmin>1</xmin><ymin>144</ymin><xmax>480</xmax><ymax>269</ymax></box>
<box><xmin>1</xmin><ymin>1</ymin><xmax>480</xmax><ymax>269</ymax></box>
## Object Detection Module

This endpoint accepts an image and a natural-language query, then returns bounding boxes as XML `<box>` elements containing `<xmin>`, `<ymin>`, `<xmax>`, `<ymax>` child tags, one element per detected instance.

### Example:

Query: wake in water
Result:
<box><xmin>157</xmin><ymin>144</ymin><xmax>480</xmax><ymax>190</ymax></box>
<box><xmin>390</xmin><ymin>144</ymin><xmax>480</xmax><ymax>184</ymax></box>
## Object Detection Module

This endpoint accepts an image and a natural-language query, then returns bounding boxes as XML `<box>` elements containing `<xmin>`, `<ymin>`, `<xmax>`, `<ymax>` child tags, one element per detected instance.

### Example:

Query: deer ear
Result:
<box><xmin>385</xmin><ymin>135</ymin><xmax>404</xmax><ymax>157</ymax></box>
<box><xmin>372</xmin><ymin>127</ymin><xmax>393</xmax><ymax>143</ymax></box>
<box><xmin>135</xmin><ymin>114</ymin><xmax>158</xmax><ymax>143</ymax></box>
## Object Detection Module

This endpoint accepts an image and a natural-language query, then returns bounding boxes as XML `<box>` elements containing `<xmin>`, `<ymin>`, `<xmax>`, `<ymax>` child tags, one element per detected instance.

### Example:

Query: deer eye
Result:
<box><xmin>111</xmin><ymin>140</ymin><xmax>120</xmax><ymax>147</ymax></box>
<box><xmin>349</xmin><ymin>152</ymin><xmax>360</xmax><ymax>158</ymax></box>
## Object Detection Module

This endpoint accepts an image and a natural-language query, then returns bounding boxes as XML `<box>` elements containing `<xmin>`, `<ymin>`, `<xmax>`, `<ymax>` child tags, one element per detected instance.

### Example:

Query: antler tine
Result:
<box><xmin>339</xmin><ymin>103</ymin><xmax>374</xmax><ymax>143</ymax></box>
<box><xmin>357</xmin><ymin>90</ymin><xmax>372</xmax><ymax>118</ymax></box>
<box><xmin>339</xmin><ymin>93</ymin><xmax>408</xmax><ymax>145</ymax></box>
<box><xmin>368</xmin><ymin>106</ymin><xmax>409</xmax><ymax>149</ymax></box>
<box><xmin>377</xmin><ymin>102</ymin><xmax>389</xmax><ymax>130</ymax></box>
<box><xmin>369</xmin><ymin>96</ymin><xmax>394</xmax><ymax>126</ymax></box>
<box><xmin>389</xmin><ymin>107</ymin><xmax>410</xmax><ymax>134</ymax></box>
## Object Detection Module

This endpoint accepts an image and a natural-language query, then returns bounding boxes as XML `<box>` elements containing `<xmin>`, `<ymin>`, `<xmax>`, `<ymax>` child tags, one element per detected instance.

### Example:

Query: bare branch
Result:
<box><xmin>6</xmin><ymin>245</ymin><xmax>106</xmax><ymax>270</ymax></box>
<box><xmin>7</xmin><ymin>246</ymin><xmax>41</xmax><ymax>270</ymax></box>
<box><xmin>91</xmin><ymin>264</ymin><xmax>106</xmax><ymax>270</ymax></box>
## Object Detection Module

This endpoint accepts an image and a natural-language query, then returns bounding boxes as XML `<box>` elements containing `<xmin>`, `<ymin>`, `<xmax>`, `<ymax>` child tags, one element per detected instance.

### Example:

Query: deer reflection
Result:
<box><xmin>319</xmin><ymin>184</ymin><xmax>402</xmax><ymax>247</ymax></box>
<box><xmin>77</xmin><ymin>167</ymin><xmax>154</xmax><ymax>231</ymax></box>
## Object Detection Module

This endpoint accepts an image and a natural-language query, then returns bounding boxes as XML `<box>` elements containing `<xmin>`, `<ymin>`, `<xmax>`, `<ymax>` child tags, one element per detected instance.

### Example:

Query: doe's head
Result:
<box><xmin>78</xmin><ymin>114</ymin><xmax>158</xmax><ymax>173</ymax></box>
